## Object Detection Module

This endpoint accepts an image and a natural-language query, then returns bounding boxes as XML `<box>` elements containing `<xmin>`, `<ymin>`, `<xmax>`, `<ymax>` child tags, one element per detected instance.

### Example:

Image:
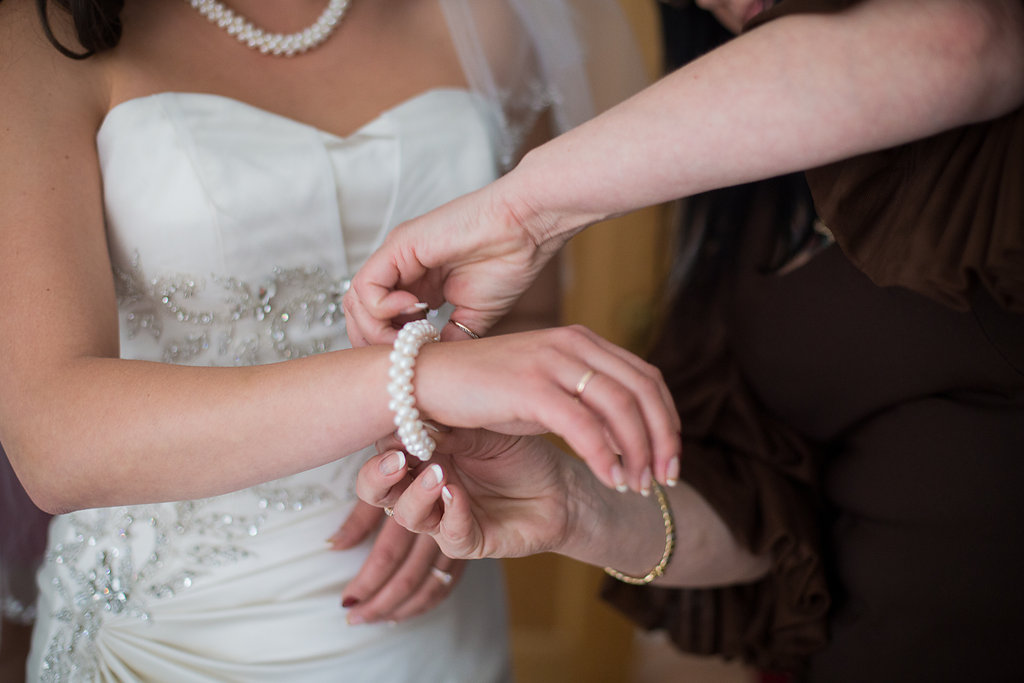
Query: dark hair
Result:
<box><xmin>26</xmin><ymin>0</ymin><xmax>125</xmax><ymax>59</ymax></box>
<box><xmin>656</xmin><ymin>1</ymin><xmax>816</xmax><ymax>298</ymax></box>
<box><xmin>648</xmin><ymin>2</ymin><xmax>817</xmax><ymax>365</ymax></box>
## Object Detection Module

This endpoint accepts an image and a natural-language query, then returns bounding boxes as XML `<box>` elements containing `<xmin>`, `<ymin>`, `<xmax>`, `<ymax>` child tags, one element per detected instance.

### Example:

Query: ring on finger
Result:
<box><xmin>575</xmin><ymin>368</ymin><xmax>597</xmax><ymax>397</ymax></box>
<box><xmin>383</xmin><ymin>506</ymin><xmax>395</xmax><ymax>517</ymax></box>
<box><xmin>430</xmin><ymin>566</ymin><xmax>454</xmax><ymax>586</ymax></box>
<box><xmin>448</xmin><ymin>319</ymin><xmax>481</xmax><ymax>340</ymax></box>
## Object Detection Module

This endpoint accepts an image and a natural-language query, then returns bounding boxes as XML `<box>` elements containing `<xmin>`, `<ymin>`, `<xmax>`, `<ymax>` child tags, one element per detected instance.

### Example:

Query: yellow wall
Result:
<box><xmin>502</xmin><ymin>2</ymin><xmax>676</xmax><ymax>681</ymax></box>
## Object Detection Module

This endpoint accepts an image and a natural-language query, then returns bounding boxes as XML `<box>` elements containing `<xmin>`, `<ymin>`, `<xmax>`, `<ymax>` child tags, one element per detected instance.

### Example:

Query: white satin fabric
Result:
<box><xmin>27</xmin><ymin>89</ymin><xmax>510</xmax><ymax>682</ymax></box>
<box><xmin>18</xmin><ymin>0</ymin><xmax>648</xmax><ymax>676</ymax></box>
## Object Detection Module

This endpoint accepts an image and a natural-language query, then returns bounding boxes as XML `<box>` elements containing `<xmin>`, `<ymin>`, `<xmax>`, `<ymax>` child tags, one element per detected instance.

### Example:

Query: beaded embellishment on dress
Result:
<box><xmin>40</xmin><ymin>485</ymin><xmax>336</xmax><ymax>681</ymax></box>
<box><xmin>115</xmin><ymin>253</ymin><xmax>350</xmax><ymax>365</ymax></box>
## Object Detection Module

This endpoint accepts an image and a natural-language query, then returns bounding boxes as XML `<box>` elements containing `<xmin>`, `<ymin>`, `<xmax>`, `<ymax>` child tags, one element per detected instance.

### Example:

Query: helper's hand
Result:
<box><xmin>343</xmin><ymin>182</ymin><xmax>561</xmax><ymax>347</ymax></box>
<box><xmin>414</xmin><ymin>325</ymin><xmax>681</xmax><ymax>491</ymax></box>
<box><xmin>357</xmin><ymin>431</ymin><xmax>579</xmax><ymax>561</ymax></box>
<box><xmin>328</xmin><ymin>500</ymin><xmax>464</xmax><ymax>625</ymax></box>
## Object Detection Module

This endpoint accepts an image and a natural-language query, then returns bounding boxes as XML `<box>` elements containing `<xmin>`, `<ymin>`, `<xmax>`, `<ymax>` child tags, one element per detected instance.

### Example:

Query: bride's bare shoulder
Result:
<box><xmin>0</xmin><ymin>0</ymin><xmax>109</xmax><ymax>121</ymax></box>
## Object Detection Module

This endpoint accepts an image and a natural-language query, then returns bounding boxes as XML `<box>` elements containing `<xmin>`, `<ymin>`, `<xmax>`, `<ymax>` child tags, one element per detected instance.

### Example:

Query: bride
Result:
<box><xmin>0</xmin><ymin>0</ymin><xmax>672</xmax><ymax>680</ymax></box>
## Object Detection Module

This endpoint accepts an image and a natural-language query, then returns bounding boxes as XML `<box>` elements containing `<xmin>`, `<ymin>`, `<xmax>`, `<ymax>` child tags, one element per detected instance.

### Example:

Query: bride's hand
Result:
<box><xmin>356</xmin><ymin>431</ymin><xmax>580</xmax><ymax>561</ymax></box>
<box><xmin>415</xmin><ymin>325</ymin><xmax>681</xmax><ymax>492</ymax></box>
<box><xmin>328</xmin><ymin>501</ymin><xmax>464</xmax><ymax>625</ymax></box>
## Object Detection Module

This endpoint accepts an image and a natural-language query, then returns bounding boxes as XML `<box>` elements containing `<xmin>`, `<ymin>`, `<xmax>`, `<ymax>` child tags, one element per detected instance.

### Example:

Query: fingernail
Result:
<box><xmin>666</xmin><ymin>456</ymin><xmax>680</xmax><ymax>487</ymax></box>
<box><xmin>422</xmin><ymin>463</ymin><xmax>443</xmax><ymax>489</ymax></box>
<box><xmin>423</xmin><ymin>420</ymin><xmax>451</xmax><ymax>433</ymax></box>
<box><xmin>441</xmin><ymin>485</ymin><xmax>453</xmax><ymax>505</ymax></box>
<box><xmin>379</xmin><ymin>450</ymin><xmax>406</xmax><ymax>475</ymax></box>
<box><xmin>611</xmin><ymin>465</ymin><xmax>628</xmax><ymax>493</ymax></box>
<box><xmin>341</xmin><ymin>597</ymin><xmax>359</xmax><ymax>608</ymax></box>
<box><xmin>400</xmin><ymin>302</ymin><xmax>430</xmax><ymax>315</ymax></box>
<box><xmin>347</xmin><ymin>613</ymin><xmax>365</xmax><ymax>625</ymax></box>
<box><xmin>640</xmin><ymin>467</ymin><xmax>652</xmax><ymax>497</ymax></box>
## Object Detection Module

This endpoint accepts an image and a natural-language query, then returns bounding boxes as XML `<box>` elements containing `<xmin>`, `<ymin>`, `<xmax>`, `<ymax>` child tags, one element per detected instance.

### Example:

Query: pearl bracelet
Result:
<box><xmin>387</xmin><ymin>319</ymin><xmax>440</xmax><ymax>461</ymax></box>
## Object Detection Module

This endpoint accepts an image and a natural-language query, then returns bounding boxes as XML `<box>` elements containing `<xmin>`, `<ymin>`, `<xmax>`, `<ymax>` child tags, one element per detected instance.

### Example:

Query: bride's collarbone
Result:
<box><xmin>105</xmin><ymin>0</ymin><xmax>468</xmax><ymax>138</ymax></box>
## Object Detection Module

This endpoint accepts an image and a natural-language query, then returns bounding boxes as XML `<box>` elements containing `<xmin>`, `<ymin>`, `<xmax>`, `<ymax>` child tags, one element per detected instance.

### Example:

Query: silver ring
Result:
<box><xmin>575</xmin><ymin>369</ymin><xmax>596</xmax><ymax>396</ymax></box>
<box><xmin>448</xmin><ymin>320</ymin><xmax>481</xmax><ymax>340</ymax></box>
<box><xmin>430</xmin><ymin>566</ymin><xmax>454</xmax><ymax>586</ymax></box>
<box><xmin>383</xmin><ymin>506</ymin><xmax>395</xmax><ymax>517</ymax></box>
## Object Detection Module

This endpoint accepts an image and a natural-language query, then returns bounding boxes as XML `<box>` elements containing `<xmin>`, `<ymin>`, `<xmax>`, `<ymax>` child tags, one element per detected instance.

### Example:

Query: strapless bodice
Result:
<box><xmin>100</xmin><ymin>89</ymin><xmax>496</xmax><ymax>366</ymax></box>
<box><xmin>29</xmin><ymin>89</ymin><xmax>510</xmax><ymax>683</ymax></box>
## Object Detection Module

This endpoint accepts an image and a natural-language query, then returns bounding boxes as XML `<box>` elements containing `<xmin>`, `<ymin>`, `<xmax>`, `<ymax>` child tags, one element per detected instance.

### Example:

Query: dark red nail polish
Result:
<box><xmin>341</xmin><ymin>597</ymin><xmax>360</xmax><ymax>608</ymax></box>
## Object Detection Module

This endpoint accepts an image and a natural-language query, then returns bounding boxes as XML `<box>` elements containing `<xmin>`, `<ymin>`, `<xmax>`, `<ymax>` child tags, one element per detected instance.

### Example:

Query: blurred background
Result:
<box><xmin>501</xmin><ymin>2</ymin><xmax>756</xmax><ymax>681</ymax></box>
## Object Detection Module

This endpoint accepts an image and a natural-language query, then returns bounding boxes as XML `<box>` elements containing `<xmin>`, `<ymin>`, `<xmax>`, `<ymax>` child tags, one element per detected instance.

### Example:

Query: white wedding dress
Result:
<box><xmin>26</xmin><ymin>89</ymin><xmax>510</xmax><ymax>683</ymax></box>
<box><xmin>12</xmin><ymin>3</ymin><xmax>646</xmax><ymax>679</ymax></box>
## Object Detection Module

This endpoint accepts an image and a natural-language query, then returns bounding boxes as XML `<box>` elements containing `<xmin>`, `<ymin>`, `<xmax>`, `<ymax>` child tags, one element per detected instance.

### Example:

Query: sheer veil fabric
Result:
<box><xmin>442</xmin><ymin>0</ymin><xmax>648</xmax><ymax>167</ymax></box>
<box><xmin>2</xmin><ymin>0</ymin><xmax>646</xmax><ymax>670</ymax></box>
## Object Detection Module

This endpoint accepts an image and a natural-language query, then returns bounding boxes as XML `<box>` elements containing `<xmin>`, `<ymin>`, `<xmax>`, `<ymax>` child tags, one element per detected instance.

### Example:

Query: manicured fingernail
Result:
<box><xmin>665</xmin><ymin>456</ymin><xmax>680</xmax><ymax>487</ymax></box>
<box><xmin>611</xmin><ymin>465</ymin><xmax>628</xmax><ymax>493</ymax></box>
<box><xmin>422</xmin><ymin>463</ymin><xmax>443</xmax><ymax>489</ymax></box>
<box><xmin>379</xmin><ymin>450</ymin><xmax>406</xmax><ymax>475</ymax></box>
<box><xmin>640</xmin><ymin>467</ymin><xmax>652</xmax><ymax>497</ymax></box>
<box><xmin>400</xmin><ymin>302</ymin><xmax>430</xmax><ymax>315</ymax></box>
<box><xmin>346</xmin><ymin>613</ymin><xmax>365</xmax><ymax>625</ymax></box>
<box><xmin>441</xmin><ymin>485</ymin><xmax>453</xmax><ymax>505</ymax></box>
<box><xmin>341</xmin><ymin>597</ymin><xmax>359</xmax><ymax>608</ymax></box>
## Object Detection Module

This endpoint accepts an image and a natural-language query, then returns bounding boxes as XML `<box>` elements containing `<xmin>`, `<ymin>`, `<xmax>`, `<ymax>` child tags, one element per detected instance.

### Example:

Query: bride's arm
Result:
<box><xmin>0</xmin><ymin>14</ymin><xmax>676</xmax><ymax>513</ymax></box>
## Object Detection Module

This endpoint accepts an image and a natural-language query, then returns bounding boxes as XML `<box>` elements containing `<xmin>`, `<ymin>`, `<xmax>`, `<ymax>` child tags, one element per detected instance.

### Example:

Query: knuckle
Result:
<box><xmin>393</xmin><ymin>575</ymin><xmax>421</xmax><ymax>596</ymax></box>
<box><xmin>604</xmin><ymin>385</ymin><xmax>636</xmax><ymax>412</ymax></box>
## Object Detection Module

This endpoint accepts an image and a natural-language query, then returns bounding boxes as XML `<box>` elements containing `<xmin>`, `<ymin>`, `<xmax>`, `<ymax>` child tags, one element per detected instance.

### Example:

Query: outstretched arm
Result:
<box><xmin>0</xmin><ymin>2</ymin><xmax>679</xmax><ymax>511</ymax></box>
<box><xmin>344</xmin><ymin>0</ymin><xmax>1024</xmax><ymax>344</ymax></box>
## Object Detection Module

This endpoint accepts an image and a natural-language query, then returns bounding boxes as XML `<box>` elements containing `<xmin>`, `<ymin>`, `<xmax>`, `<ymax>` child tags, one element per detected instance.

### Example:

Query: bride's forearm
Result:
<box><xmin>560</xmin><ymin>456</ymin><xmax>770</xmax><ymax>588</ymax></box>
<box><xmin>6</xmin><ymin>347</ymin><xmax>395</xmax><ymax>514</ymax></box>
<box><xmin>504</xmin><ymin>0</ymin><xmax>1024</xmax><ymax>246</ymax></box>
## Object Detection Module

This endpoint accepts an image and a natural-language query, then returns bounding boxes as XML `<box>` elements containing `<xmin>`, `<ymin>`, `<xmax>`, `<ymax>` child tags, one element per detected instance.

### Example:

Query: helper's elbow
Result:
<box><xmin>942</xmin><ymin>0</ymin><xmax>1024</xmax><ymax>120</ymax></box>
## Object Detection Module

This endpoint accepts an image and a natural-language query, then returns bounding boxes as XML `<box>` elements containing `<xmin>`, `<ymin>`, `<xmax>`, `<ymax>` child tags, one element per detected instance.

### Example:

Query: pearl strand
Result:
<box><xmin>387</xmin><ymin>320</ymin><xmax>441</xmax><ymax>461</ymax></box>
<box><xmin>187</xmin><ymin>0</ymin><xmax>351</xmax><ymax>57</ymax></box>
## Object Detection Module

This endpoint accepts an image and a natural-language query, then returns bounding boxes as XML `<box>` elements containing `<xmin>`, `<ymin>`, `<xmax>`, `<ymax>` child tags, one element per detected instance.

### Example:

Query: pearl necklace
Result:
<box><xmin>187</xmin><ymin>0</ymin><xmax>351</xmax><ymax>57</ymax></box>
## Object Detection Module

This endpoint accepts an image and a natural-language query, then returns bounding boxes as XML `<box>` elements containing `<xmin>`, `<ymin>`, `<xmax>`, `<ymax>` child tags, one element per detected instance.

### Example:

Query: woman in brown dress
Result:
<box><xmin>350</xmin><ymin>0</ymin><xmax>1024</xmax><ymax>679</ymax></box>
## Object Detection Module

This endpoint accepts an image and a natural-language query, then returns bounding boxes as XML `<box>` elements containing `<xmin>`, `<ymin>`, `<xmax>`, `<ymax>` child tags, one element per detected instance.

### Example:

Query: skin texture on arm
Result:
<box><xmin>343</xmin><ymin>0</ymin><xmax>1024</xmax><ymax>343</ymax></box>
<box><xmin>0</xmin><ymin>1</ymin><xmax>679</xmax><ymax>513</ymax></box>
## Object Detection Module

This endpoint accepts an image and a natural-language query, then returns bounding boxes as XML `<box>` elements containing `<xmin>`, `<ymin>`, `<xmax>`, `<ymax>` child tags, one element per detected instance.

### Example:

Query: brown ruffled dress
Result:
<box><xmin>603</xmin><ymin>2</ymin><xmax>1024</xmax><ymax>680</ymax></box>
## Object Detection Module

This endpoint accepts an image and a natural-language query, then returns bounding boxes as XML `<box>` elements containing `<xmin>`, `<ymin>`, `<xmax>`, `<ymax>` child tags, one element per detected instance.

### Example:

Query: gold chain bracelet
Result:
<box><xmin>604</xmin><ymin>480</ymin><xmax>676</xmax><ymax>585</ymax></box>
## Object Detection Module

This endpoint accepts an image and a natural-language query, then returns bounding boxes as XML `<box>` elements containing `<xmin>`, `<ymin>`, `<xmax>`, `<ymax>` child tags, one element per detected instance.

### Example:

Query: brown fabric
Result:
<box><xmin>752</xmin><ymin>0</ymin><xmax>1024</xmax><ymax>311</ymax></box>
<box><xmin>807</xmin><ymin>112</ymin><xmax>1024</xmax><ymax>311</ymax></box>
<box><xmin>604</xmin><ymin>0</ymin><xmax>1024</xmax><ymax>675</ymax></box>
<box><xmin>602</xmin><ymin>228</ymin><xmax>830</xmax><ymax>673</ymax></box>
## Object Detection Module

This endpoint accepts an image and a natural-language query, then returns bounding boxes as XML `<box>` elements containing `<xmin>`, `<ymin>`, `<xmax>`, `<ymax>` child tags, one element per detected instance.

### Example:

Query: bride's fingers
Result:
<box><xmin>374</xmin><ymin>553</ymin><xmax>466</xmax><ymax>624</ymax></box>
<box><xmin>554</xmin><ymin>359</ymin><xmax>649</xmax><ymax>493</ymax></box>
<box><xmin>340</xmin><ymin>518</ymin><xmax>414</xmax><ymax>616</ymax></box>
<box><xmin>327</xmin><ymin>500</ymin><xmax>385</xmax><ymax>551</ymax></box>
<box><xmin>558</xmin><ymin>328</ymin><xmax>681</xmax><ymax>489</ymax></box>
<box><xmin>346</xmin><ymin>535</ymin><xmax>461</xmax><ymax>625</ymax></box>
